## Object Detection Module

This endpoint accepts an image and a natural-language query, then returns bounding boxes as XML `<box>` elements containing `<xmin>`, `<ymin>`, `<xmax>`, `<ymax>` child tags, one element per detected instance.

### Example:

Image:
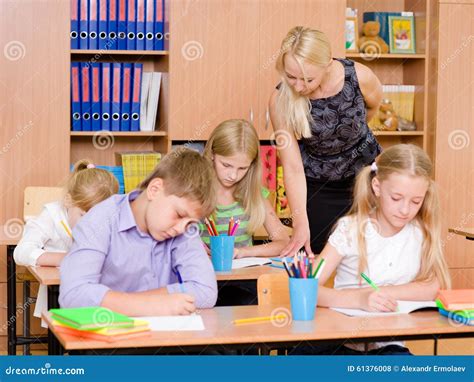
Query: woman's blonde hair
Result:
<box><xmin>203</xmin><ymin>119</ymin><xmax>265</xmax><ymax>234</ymax></box>
<box><xmin>275</xmin><ymin>26</ymin><xmax>332</xmax><ymax>138</ymax></box>
<box><xmin>139</xmin><ymin>148</ymin><xmax>217</xmax><ymax>218</ymax></box>
<box><xmin>66</xmin><ymin>159</ymin><xmax>119</xmax><ymax>211</ymax></box>
<box><xmin>348</xmin><ymin>144</ymin><xmax>451</xmax><ymax>289</ymax></box>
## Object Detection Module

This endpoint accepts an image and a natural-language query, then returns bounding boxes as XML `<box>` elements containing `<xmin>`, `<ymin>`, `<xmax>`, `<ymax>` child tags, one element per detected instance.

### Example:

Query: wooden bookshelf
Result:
<box><xmin>345</xmin><ymin>53</ymin><xmax>426</xmax><ymax>59</ymax></box>
<box><xmin>372</xmin><ymin>131</ymin><xmax>424</xmax><ymax>136</ymax></box>
<box><xmin>70</xmin><ymin>131</ymin><xmax>168</xmax><ymax>137</ymax></box>
<box><xmin>71</xmin><ymin>49</ymin><xmax>169</xmax><ymax>56</ymax></box>
<box><xmin>346</xmin><ymin>0</ymin><xmax>436</xmax><ymax>157</ymax></box>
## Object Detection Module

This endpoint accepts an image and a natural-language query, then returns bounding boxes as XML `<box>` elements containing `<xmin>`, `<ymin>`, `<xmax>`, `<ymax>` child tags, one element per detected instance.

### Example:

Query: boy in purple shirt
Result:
<box><xmin>59</xmin><ymin>149</ymin><xmax>218</xmax><ymax>316</ymax></box>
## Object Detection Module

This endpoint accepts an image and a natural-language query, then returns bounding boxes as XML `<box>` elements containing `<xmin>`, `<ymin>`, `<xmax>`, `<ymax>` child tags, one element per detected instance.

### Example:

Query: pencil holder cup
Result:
<box><xmin>289</xmin><ymin>277</ymin><xmax>318</xmax><ymax>321</ymax></box>
<box><xmin>210</xmin><ymin>235</ymin><xmax>235</xmax><ymax>272</ymax></box>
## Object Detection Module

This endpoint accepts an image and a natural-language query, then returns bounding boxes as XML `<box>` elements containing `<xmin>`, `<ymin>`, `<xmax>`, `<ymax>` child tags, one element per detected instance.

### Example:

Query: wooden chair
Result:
<box><xmin>18</xmin><ymin>186</ymin><xmax>63</xmax><ymax>354</ymax></box>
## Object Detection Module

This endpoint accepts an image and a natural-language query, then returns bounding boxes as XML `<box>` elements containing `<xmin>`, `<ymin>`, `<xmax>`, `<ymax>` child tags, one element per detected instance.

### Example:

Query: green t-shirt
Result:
<box><xmin>200</xmin><ymin>188</ymin><xmax>270</xmax><ymax>248</ymax></box>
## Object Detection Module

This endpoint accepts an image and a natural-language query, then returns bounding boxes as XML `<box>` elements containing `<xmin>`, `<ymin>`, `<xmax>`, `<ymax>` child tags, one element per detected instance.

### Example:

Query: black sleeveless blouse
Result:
<box><xmin>299</xmin><ymin>58</ymin><xmax>381</xmax><ymax>181</ymax></box>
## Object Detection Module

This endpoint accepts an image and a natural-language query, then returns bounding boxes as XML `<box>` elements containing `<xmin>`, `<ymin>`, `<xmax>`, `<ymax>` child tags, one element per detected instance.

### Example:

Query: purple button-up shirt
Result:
<box><xmin>59</xmin><ymin>191</ymin><xmax>218</xmax><ymax>309</ymax></box>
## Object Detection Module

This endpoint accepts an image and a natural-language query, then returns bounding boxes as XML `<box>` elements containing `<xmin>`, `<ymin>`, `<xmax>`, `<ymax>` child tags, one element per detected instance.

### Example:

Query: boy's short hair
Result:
<box><xmin>139</xmin><ymin>148</ymin><xmax>216</xmax><ymax>217</ymax></box>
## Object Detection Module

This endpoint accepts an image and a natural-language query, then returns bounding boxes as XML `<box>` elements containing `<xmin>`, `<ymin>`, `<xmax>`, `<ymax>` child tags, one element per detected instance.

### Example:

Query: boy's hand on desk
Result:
<box><xmin>361</xmin><ymin>289</ymin><xmax>398</xmax><ymax>312</ymax></box>
<box><xmin>156</xmin><ymin>293</ymin><xmax>196</xmax><ymax>316</ymax></box>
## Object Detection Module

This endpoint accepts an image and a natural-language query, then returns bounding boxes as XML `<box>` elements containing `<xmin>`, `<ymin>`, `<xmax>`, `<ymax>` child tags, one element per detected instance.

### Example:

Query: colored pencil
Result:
<box><xmin>232</xmin><ymin>314</ymin><xmax>288</xmax><ymax>325</ymax></box>
<box><xmin>60</xmin><ymin>220</ymin><xmax>73</xmax><ymax>238</ymax></box>
<box><xmin>361</xmin><ymin>272</ymin><xmax>379</xmax><ymax>291</ymax></box>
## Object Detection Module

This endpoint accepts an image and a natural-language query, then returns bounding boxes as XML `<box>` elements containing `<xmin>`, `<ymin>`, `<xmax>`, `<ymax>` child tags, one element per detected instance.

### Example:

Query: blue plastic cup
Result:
<box><xmin>289</xmin><ymin>277</ymin><xmax>318</xmax><ymax>321</ymax></box>
<box><xmin>210</xmin><ymin>235</ymin><xmax>235</xmax><ymax>272</ymax></box>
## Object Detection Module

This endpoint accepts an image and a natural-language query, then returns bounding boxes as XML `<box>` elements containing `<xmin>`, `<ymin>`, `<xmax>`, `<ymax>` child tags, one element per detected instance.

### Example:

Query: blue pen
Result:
<box><xmin>176</xmin><ymin>269</ymin><xmax>186</xmax><ymax>293</ymax></box>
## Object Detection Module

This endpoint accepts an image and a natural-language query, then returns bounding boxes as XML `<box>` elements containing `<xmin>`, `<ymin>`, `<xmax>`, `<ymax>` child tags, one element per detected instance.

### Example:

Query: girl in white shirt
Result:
<box><xmin>14</xmin><ymin>159</ymin><xmax>119</xmax><ymax>325</ymax></box>
<box><xmin>314</xmin><ymin>144</ymin><xmax>451</xmax><ymax>355</ymax></box>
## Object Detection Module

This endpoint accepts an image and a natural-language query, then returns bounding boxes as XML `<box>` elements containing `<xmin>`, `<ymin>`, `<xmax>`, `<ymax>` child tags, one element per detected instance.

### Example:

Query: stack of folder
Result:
<box><xmin>71</xmin><ymin>62</ymin><xmax>145</xmax><ymax>132</ymax></box>
<box><xmin>116</xmin><ymin>151</ymin><xmax>162</xmax><ymax>193</ymax></box>
<box><xmin>50</xmin><ymin>307</ymin><xmax>151</xmax><ymax>342</ymax></box>
<box><xmin>71</xmin><ymin>0</ymin><xmax>167</xmax><ymax>51</ymax></box>
<box><xmin>71</xmin><ymin>62</ymin><xmax>162</xmax><ymax>132</ymax></box>
<box><xmin>436</xmin><ymin>289</ymin><xmax>474</xmax><ymax>326</ymax></box>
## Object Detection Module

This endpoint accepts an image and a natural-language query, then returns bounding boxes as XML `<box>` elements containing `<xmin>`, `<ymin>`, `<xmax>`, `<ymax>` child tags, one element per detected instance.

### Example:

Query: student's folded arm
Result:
<box><xmin>317</xmin><ymin>286</ymin><xmax>368</xmax><ymax>309</ymax></box>
<box><xmin>379</xmin><ymin>277</ymin><xmax>441</xmax><ymax>301</ymax></box>
<box><xmin>59</xmin><ymin>219</ymin><xmax>111</xmax><ymax>308</ymax></box>
<box><xmin>316</xmin><ymin>242</ymin><xmax>364</xmax><ymax>308</ymax></box>
<box><xmin>13</xmin><ymin>210</ymin><xmax>53</xmax><ymax>266</ymax></box>
<box><xmin>167</xmin><ymin>235</ymin><xmax>218</xmax><ymax>308</ymax></box>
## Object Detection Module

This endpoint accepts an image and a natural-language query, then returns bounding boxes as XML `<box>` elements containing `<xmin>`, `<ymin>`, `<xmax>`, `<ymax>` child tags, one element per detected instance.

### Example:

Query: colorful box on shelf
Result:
<box><xmin>70</xmin><ymin>164</ymin><xmax>125</xmax><ymax>194</ymax></box>
<box><xmin>115</xmin><ymin>151</ymin><xmax>162</xmax><ymax>193</ymax></box>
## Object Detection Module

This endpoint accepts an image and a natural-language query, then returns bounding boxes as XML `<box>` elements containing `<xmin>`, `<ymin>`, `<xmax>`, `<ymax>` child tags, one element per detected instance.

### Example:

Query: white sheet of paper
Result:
<box><xmin>331</xmin><ymin>300</ymin><xmax>437</xmax><ymax>317</ymax></box>
<box><xmin>132</xmin><ymin>315</ymin><xmax>205</xmax><ymax>331</ymax></box>
<box><xmin>232</xmin><ymin>257</ymin><xmax>272</xmax><ymax>269</ymax></box>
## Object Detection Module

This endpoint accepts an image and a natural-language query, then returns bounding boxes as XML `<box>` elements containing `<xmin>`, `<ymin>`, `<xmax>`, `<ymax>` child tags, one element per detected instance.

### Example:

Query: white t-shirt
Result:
<box><xmin>328</xmin><ymin>215</ymin><xmax>423</xmax><ymax>351</ymax></box>
<box><xmin>14</xmin><ymin>201</ymin><xmax>72</xmax><ymax>326</ymax></box>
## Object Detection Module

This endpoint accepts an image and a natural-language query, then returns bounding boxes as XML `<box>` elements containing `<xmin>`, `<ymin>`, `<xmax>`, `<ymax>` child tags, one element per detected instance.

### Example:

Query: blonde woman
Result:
<box><xmin>269</xmin><ymin>26</ymin><xmax>383</xmax><ymax>255</ymax></box>
<box><xmin>314</xmin><ymin>144</ymin><xmax>451</xmax><ymax>355</ymax></box>
<box><xmin>202</xmin><ymin>119</ymin><xmax>290</xmax><ymax>258</ymax></box>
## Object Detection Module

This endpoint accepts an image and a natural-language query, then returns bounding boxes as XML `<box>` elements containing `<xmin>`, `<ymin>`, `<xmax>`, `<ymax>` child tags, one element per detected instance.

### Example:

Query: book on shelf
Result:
<box><xmin>276</xmin><ymin>157</ymin><xmax>290</xmax><ymax>218</ymax></box>
<box><xmin>115</xmin><ymin>151</ymin><xmax>162</xmax><ymax>193</ymax></box>
<box><xmin>140</xmin><ymin>72</ymin><xmax>162</xmax><ymax>132</ymax></box>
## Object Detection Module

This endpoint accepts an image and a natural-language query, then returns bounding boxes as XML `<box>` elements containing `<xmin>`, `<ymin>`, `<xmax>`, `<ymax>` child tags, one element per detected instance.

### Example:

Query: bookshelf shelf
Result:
<box><xmin>345</xmin><ymin>53</ymin><xmax>426</xmax><ymax>59</ymax></box>
<box><xmin>372</xmin><ymin>131</ymin><xmax>424</xmax><ymax>136</ymax></box>
<box><xmin>71</xmin><ymin>50</ymin><xmax>169</xmax><ymax>56</ymax></box>
<box><xmin>70</xmin><ymin>131</ymin><xmax>167</xmax><ymax>137</ymax></box>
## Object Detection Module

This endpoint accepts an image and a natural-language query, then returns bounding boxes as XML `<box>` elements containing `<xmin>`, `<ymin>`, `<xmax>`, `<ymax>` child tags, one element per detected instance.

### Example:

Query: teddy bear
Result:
<box><xmin>378</xmin><ymin>99</ymin><xmax>398</xmax><ymax>131</ymax></box>
<box><xmin>359</xmin><ymin>21</ymin><xmax>389</xmax><ymax>55</ymax></box>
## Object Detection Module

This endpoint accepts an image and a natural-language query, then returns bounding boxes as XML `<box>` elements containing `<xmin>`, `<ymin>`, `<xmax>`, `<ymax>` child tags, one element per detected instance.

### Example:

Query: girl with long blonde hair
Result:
<box><xmin>202</xmin><ymin>119</ymin><xmax>290</xmax><ymax>258</ymax></box>
<box><xmin>315</xmin><ymin>144</ymin><xmax>451</xmax><ymax>355</ymax></box>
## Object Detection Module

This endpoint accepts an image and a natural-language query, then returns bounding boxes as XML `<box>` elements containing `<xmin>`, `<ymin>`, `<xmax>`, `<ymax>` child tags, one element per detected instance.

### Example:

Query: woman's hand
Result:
<box><xmin>360</xmin><ymin>289</ymin><xmax>398</xmax><ymax>312</ymax></box>
<box><xmin>279</xmin><ymin>223</ymin><xmax>312</xmax><ymax>257</ymax></box>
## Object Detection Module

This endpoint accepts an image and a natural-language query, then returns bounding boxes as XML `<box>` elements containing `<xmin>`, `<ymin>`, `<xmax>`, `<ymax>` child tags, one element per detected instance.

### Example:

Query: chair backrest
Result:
<box><xmin>23</xmin><ymin>186</ymin><xmax>64</xmax><ymax>221</ymax></box>
<box><xmin>257</xmin><ymin>273</ymin><xmax>290</xmax><ymax>306</ymax></box>
<box><xmin>257</xmin><ymin>271</ymin><xmax>336</xmax><ymax>306</ymax></box>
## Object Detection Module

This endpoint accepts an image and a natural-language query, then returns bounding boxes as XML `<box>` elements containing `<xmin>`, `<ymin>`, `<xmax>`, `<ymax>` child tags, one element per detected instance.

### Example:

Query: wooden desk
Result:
<box><xmin>253</xmin><ymin>226</ymin><xmax>292</xmax><ymax>241</ymax></box>
<box><xmin>28</xmin><ymin>266</ymin><xmax>60</xmax><ymax>286</ymax></box>
<box><xmin>449</xmin><ymin>227</ymin><xmax>474</xmax><ymax>241</ymax></box>
<box><xmin>26</xmin><ymin>266</ymin><xmax>62</xmax><ymax>355</ymax></box>
<box><xmin>43</xmin><ymin>305</ymin><xmax>474</xmax><ymax>355</ymax></box>
<box><xmin>216</xmin><ymin>266</ymin><xmax>283</xmax><ymax>281</ymax></box>
<box><xmin>26</xmin><ymin>264</ymin><xmax>280</xmax><ymax>284</ymax></box>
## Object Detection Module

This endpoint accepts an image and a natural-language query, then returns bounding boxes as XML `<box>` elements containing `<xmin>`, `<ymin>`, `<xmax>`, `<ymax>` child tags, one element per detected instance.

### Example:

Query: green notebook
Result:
<box><xmin>435</xmin><ymin>299</ymin><xmax>474</xmax><ymax>318</ymax></box>
<box><xmin>50</xmin><ymin>307</ymin><xmax>134</xmax><ymax>330</ymax></box>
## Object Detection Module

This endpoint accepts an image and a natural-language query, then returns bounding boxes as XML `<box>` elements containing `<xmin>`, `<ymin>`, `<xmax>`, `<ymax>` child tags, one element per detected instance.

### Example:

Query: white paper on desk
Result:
<box><xmin>232</xmin><ymin>257</ymin><xmax>271</xmax><ymax>269</ymax></box>
<box><xmin>132</xmin><ymin>315</ymin><xmax>205</xmax><ymax>331</ymax></box>
<box><xmin>331</xmin><ymin>300</ymin><xmax>437</xmax><ymax>317</ymax></box>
